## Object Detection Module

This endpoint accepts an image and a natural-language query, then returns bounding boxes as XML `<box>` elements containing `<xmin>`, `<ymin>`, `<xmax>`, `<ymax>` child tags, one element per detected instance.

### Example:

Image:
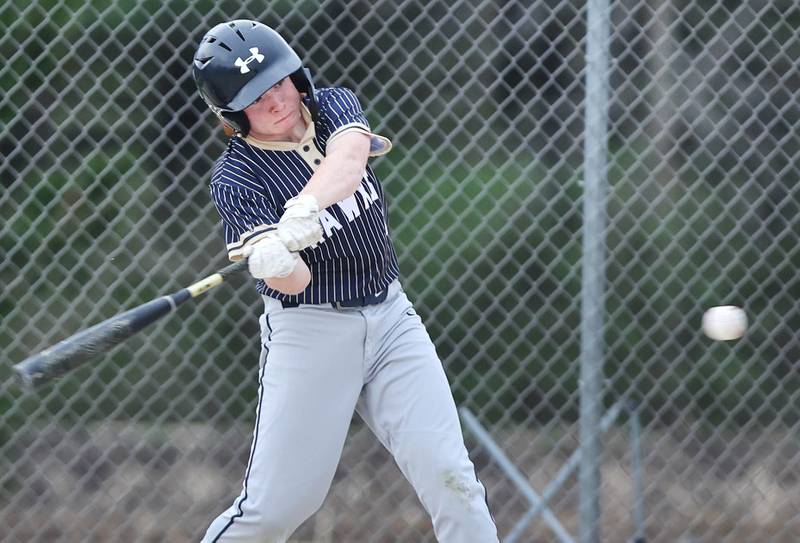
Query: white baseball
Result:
<box><xmin>702</xmin><ymin>306</ymin><xmax>747</xmax><ymax>341</ymax></box>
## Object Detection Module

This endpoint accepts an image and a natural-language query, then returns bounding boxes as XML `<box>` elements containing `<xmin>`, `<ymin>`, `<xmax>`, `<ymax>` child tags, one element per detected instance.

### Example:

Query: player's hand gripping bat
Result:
<box><xmin>13</xmin><ymin>259</ymin><xmax>248</xmax><ymax>388</ymax></box>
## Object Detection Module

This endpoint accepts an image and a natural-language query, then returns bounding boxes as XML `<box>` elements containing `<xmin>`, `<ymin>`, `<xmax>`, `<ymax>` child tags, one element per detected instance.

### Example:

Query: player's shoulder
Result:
<box><xmin>315</xmin><ymin>86</ymin><xmax>359</xmax><ymax>101</ymax></box>
<box><xmin>314</xmin><ymin>86</ymin><xmax>363</xmax><ymax>111</ymax></box>
<box><xmin>213</xmin><ymin>138</ymin><xmax>252</xmax><ymax>169</ymax></box>
<box><xmin>210</xmin><ymin>138</ymin><xmax>258</xmax><ymax>187</ymax></box>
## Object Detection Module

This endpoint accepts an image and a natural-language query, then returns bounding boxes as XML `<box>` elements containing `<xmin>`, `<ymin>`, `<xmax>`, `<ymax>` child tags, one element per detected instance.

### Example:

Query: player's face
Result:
<box><xmin>244</xmin><ymin>77</ymin><xmax>305</xmax><ymax>141</ymax></box>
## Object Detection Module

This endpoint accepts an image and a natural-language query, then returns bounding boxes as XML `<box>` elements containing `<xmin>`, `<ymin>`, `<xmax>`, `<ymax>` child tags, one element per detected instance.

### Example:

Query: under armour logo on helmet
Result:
<box><xmin>234</xmin><ymin>48</ymin><xmax>265</xmax><ymax>74</ymax></box>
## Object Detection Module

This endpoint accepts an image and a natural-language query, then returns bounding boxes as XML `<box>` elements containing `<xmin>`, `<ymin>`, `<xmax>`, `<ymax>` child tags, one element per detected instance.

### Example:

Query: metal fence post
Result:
<box><xmin>580</xmin><ymin>0</ymin><xmax>612</xmax><ymax>540</ymax></box>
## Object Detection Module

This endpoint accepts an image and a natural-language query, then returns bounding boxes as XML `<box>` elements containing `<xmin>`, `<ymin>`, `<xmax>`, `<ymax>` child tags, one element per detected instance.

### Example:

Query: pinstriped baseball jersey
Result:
<box><xmin>209</xmin><ymin>87</ymin><xmax>399</xmax><ymax>304</ymax></box>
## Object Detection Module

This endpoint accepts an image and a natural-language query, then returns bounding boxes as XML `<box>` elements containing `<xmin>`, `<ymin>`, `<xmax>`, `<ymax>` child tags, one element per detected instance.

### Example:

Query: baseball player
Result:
<box><xmin>192</xmin><ymin>20</ymin><xmax>498</xmax><ymax>542</ymax></box>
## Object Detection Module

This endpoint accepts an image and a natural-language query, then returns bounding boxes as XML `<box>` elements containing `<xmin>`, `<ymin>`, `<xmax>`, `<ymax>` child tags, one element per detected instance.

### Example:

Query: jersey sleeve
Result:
<box><xmin>320</xmin><ymin>87</ymin><xmax>392</xmax><ymax>157</ymax></box>
<box><xmin>210</xmin><ymin>175</ymin><xmax>280</xmax><ymax>262</ymax></box>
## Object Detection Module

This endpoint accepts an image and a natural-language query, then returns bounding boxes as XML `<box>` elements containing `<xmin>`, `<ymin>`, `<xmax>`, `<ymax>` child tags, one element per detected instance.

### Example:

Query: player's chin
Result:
<box><xmin>274</xmin><ymin>112</ymin><xmax>295</xmax><ymax>126</ymax></box>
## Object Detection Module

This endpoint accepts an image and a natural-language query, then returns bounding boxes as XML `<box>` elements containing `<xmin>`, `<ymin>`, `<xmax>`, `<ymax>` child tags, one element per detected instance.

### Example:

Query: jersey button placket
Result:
<box><xmin>298</xmin><ymin>142</ymin><xmax>324</xmax><ymax>171</ymax></box>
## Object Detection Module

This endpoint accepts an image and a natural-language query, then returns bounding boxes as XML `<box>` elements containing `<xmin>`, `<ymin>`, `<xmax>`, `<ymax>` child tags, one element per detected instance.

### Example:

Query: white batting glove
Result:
<box><xmin>243</xmin><ymin>233</ymin><xmax>299</xmax><ymax>279</ymax></box>
<box><xmin>277</xmin><ymin>194</ymin><xmax>323</xmax><ymax>251</ymax></box>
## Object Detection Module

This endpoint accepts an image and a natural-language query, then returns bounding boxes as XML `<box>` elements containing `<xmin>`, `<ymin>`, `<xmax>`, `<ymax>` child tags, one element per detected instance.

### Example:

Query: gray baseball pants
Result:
<box><xmin>201</xmin><ymin>280</ymin><xmax>498</xmax><ymax>542</ymax></box>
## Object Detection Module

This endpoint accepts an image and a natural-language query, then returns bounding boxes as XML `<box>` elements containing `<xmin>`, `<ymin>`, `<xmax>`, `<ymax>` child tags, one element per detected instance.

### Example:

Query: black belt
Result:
<box><xmin>281</xmin><ymin>288</ymin><xmax>389</xmax><ymax>309</ymax></box>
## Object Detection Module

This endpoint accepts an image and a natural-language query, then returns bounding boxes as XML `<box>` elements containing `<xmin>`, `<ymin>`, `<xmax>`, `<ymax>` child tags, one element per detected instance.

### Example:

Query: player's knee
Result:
<box><xmin>244</xmin><ymin>516</ymin><xmax>300</xmax><ymax>543</ymax></box>
<box><xmin>398</xmin><ymin>438</ymin><xmax>486</xmax><ymax>505</ymax></box>
<box><xmin>251</xmin><ymin>519</ymin><xmax>296</xmax><ymax>543</ymax></box>
<box><xmin>247</xmin><ymin>494</ymin><xmax>325</xmax><ymax>540</ymax></box>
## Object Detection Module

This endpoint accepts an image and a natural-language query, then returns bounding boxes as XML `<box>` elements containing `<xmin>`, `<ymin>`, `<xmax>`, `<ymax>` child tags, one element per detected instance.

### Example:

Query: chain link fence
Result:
<box><xmin>2</xmin><ymin>0</ymin><xmax>799</xmax><ymax>541</ymax></box>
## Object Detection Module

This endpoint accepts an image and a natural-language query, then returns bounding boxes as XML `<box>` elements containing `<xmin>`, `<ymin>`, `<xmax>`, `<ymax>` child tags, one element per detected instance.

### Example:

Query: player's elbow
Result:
<box><xmin>345</xmin><ymin>156</ymin><xmax>375</xmax><ymax>198</ymax></box>
<box><xmin>327</xmin><ymin>133</ymin><xmax>371</xmax><ymax>191</ymax></box>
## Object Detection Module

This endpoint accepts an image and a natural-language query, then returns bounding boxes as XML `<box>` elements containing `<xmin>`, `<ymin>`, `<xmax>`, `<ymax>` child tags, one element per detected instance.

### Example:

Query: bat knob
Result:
<box><xmin>12</xmin><ymin>363</ymin><xmax>40</xmax><ymax>389</ymax></box>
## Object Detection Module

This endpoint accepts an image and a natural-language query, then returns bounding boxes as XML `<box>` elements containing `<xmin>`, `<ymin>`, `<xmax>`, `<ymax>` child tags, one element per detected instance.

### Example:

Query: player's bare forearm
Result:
<box><xmin>299</xmin><ymin>131</ymin><xmax>371</xmax><ymax>209</ymax></box>
<box><xmin>264</xmin><ymin>258</ymin><xmax>311</xmax><ymax>295</ymax></box>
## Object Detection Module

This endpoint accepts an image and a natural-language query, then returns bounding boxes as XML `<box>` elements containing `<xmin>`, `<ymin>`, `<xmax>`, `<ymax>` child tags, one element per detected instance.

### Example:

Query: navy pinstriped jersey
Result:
<box><xmin>209</xmin><ymin>87</ymin><xmax>400</xmax><ymax>304</ymax></box>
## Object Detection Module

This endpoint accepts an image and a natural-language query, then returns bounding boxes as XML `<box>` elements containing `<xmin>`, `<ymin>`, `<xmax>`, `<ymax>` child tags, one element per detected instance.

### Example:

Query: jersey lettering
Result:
<box><xmin>336</xmin><ymin>194</ymin><xmax>361</xmax><ymax>222</ymax></box>
<box><xmin>320</xmin><ymin>177</ymin><xmax>380</xmax><ymax>237</ymax></box>
<box><xmin>356</xmin><ymin>172</ymin><xmax>380</xmax><ymax>204</ymax></box>
<box><xmin>319</xmin><ymin>210</ymin><xmax>343</xmax><ymax>237</ymax></box>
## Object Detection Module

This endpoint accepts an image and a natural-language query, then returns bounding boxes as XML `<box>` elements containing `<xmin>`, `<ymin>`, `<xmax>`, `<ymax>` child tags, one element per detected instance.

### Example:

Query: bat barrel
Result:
<box><xmin>12</xmin><ymin>258</ymin><xmax>249</xmax><ymax>389</ymax></box>
<box><xmin>13</xmin><ymin>292</ymin><xmax>190</xmax><ymax>388</ymax></box>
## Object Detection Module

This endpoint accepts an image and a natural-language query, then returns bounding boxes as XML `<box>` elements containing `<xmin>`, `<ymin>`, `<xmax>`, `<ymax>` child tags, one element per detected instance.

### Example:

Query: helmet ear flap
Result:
<box><xmin>290</xmin><ymin>67</ymin><xmax>318</xmax><ymax>122</ymax></box>
<box><xmin>220</xmin><ymin>111</ymin><xmax>250</xmax><ymax>137</ymax></box>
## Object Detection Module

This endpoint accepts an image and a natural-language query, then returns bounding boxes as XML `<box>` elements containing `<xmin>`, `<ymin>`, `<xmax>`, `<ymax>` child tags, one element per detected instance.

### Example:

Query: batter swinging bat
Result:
<box><xmin>13</xmin><ymin>258</ymin><xmax>248</xmax><ymax>388</ymax></box>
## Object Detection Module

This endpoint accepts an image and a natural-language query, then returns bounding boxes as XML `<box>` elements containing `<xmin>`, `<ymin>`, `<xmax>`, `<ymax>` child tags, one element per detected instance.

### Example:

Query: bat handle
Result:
<box><xmin>218</xmin><ymin>257</ymin><xmax>249</xmax><ymax>279</ymax></box>
<box><xmin>186</xmin><ymin>258</ymin><xmax>250</xmax><ymax>298</ymax></box>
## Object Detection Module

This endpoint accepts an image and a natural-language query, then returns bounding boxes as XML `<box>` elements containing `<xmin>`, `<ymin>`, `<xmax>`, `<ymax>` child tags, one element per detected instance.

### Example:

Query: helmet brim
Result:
<box><xmin>225</xmin><ymin>56</ymin><xmax>302</xmax><ymax>112</ymax></box>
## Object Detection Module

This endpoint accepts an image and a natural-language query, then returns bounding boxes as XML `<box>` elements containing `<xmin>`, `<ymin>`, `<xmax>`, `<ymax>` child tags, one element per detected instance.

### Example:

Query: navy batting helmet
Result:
<box><xmin>192</xmin><ymin>20</ymin><xmax>317</xmax><ymax>137</ymax></box>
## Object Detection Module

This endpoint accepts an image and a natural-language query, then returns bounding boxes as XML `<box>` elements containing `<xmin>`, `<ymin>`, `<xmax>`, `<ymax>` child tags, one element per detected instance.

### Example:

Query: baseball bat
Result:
<box><xmin>13</xmin><ymin>258</ymin><xmax>249</xmax><ymax>388</ymax></box>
